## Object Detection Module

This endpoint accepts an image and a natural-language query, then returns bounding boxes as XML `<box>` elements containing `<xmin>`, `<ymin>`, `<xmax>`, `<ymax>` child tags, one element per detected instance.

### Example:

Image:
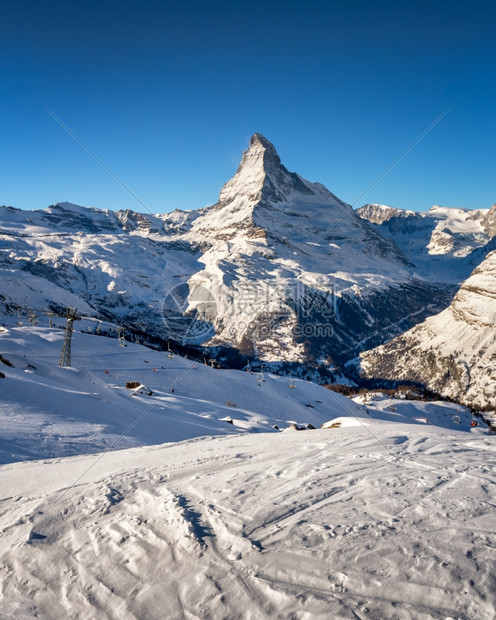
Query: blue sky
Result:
<box><xmin>1</xmin><ymin>0</ymin><xmax>495</xmax><ymax>214</ymax></box>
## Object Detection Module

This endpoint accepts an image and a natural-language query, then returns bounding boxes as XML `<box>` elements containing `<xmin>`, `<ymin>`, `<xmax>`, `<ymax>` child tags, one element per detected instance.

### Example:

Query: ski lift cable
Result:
<box><xmin>12</xmin><ymin>308</ymin><xmax>148</xmax><ymax>359</ymax></box>
<box><xmin>12</xmin><ymin>308</ymin><xmax>123</xmax><ymax>332</ymax></box>
<box><xmin>43</xmin><ymin>105</ymin><xmax>197</xmax><ymax>259</ymax></box>
<box><xmin>11</xmin><ymin>310</ymin><xmax>175</xmax><ymax>357</ymax></box>
<box><xmin>14</xmin><ymin>309</ymin><xmax>140</xmax><ymax>341</ymax></box>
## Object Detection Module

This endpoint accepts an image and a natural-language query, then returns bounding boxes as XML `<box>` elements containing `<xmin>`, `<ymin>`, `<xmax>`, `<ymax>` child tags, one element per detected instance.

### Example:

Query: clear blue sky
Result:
<box><xmin>1</xmin><ymin>0</ymin><xmax>495</xmax><ymax>214</ymax></box>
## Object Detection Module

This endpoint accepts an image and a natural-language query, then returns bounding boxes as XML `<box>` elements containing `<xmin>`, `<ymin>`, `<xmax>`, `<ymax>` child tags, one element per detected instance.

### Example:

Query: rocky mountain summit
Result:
<box><xmin>0</xmin><ymin>135</ymin><xmax>493</xmax><ymax>380</ymax></box>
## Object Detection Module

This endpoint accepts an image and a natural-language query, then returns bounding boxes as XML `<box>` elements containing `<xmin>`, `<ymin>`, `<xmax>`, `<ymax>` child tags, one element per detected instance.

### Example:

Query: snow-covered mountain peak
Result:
<box><xmin>192</xmin><ymin>133</ymin><xmax>355</xmax><ymax>243</ymax></box>
<box><xmin>176</xmin><ymin>136</ymin><xmax>298</xmax><ymax>242</ymax></box>
<box><xmin>215</xmin><ymin>133</ymin><xmax>325</xmax><ymax>212</ymax></box>
<box><xmin>216</xmin><ymin>133</ymin><xmax>278</xmax><ymax>208</ymax></box>
<box><xmin>245</xmin><ymin>132</ymin><xmax>282</xmax><ymax>171</ymax></box>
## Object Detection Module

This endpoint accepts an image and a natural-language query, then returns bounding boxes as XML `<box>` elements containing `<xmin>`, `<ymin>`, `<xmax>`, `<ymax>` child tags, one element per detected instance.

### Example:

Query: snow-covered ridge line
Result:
<box><xmin>1</xmin><ymin>134</ymin><xmax>494</xmax><ymax>374</ymax></box>
<box><xmin>357</xmin><ymin>201</ymin><xmax>496</xmax><ymax>259</ymax></box>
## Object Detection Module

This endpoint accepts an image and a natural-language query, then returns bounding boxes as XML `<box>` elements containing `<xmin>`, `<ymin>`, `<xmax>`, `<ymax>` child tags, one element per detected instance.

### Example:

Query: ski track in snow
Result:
<box><xmin>0</xmin><ymin>327</ymin><xmax>494</xmax><ymax>618</ymax></box>
<box><xmin>0</xmin><ymin>430</ymin><xmax>495</xmax><ymax>619</ymax></box>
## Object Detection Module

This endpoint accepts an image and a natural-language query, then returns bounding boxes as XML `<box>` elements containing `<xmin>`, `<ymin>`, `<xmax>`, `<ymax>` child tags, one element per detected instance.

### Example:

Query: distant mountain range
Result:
<box><xmin>1</xmin><ymin>134</ymin><xmax>495</xmax><ymax>387</ymax></box>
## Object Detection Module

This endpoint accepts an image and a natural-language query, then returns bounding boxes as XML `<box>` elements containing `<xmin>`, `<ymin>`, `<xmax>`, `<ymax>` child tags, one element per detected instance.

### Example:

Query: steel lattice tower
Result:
<box><xmin>59</xmin><ymin>307</ymin><xmax>79</xmax><ymax>367</ymax></box>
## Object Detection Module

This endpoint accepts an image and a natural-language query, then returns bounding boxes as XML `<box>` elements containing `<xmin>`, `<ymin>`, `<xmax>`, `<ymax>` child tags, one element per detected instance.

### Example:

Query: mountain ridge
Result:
<box><xmin>0</xmin><ymin>134</ymin><xmax>494</xmax><ymax>378</ymax></box>
<box><xmin>359</xmin><ymin>248</ymin><xmax>496</xmax><ymax>410</ymax></box>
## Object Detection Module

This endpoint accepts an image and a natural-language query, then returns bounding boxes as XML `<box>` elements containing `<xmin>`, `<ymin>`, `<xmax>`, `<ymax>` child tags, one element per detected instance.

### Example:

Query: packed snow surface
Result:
<box><xmin>0</xmin><ymin>327</ymin><xmax>494</xmax><ymax>618</ymax></box>
<box><xmin>0</xmin><ymin>426</ymin><xmax>495</xmax><ymax>619</ymax></box>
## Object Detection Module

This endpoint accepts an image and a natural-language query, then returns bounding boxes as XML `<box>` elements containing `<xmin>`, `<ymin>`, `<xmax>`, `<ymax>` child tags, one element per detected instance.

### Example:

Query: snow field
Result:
<box><xmin>0</xmin><ymin>327</ymin><xmax>494</xmax><ymax>618</ymax></box>
<box><xmin>0</xmin><ymin>428</ymin><xmax>495</xmax><ymax>619</ymax></box>
<box><xmin>0</xmin><ymin>327</ymin><xmax>482</xmax><ymax>464</ymax></box>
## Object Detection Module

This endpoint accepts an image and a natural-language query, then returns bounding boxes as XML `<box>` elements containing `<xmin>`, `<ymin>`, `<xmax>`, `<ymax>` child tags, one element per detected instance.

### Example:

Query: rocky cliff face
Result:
<box><xmin>482</xmin><ymin>204</ymin><xmax>496</xmax><ymax>237</ymax></box>
<box><xmin>0</xmin><ymin>135</ymin><xmax>490</xmax><ymax>378</ymax></box>
<box><xmin>359</xmin><ymin>250</ymin><xmax>496</xmax><ymax>409</ymax></box>
<box><xmin>357</xmin><ymin>204</ymin><xmax>419</xmax><ymax>225</ymax></box>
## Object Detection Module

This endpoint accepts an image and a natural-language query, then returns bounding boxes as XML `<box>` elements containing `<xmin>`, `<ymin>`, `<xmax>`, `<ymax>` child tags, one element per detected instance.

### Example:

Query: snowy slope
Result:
<box><xmin>0</xmin><ymin>326</ymin><xmax>478</xmax><ymax>465</ymax></box>
<box><xmin>0</xmin><ymin>203</ymin><xmax>201</xmax><ymax>335</ymax></box>
<box><xmin>359</xmin><ymin>249</ymin><xmax>496</xmax><ymax>412</ymax></box>
<box><xmin>0</xmin><ymin>330</ymin><xmax>493</xmax><ymax>619</ymax></box>
<box><xmin>0</xmin><ymin>424</ymin><xmax>494</xmax><ymax>619</ymax></box>
<box><xmin>0</xmin><ymin>326</ymin><xmax>364</xmax><ymax>463</ymax></box>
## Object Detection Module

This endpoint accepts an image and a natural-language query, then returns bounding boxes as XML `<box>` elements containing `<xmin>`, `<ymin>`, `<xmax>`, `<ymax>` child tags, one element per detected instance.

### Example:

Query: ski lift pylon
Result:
<box><xmin>117</xmin><ymin>327</ymin><xmax>127</xmax><ymax>347</ymax></box>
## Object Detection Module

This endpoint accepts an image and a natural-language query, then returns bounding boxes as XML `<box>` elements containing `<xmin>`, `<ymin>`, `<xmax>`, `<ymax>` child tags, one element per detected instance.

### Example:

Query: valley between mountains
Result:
<box><xmin>1</xmin><ymin>134</ymin><xmax>495</xmax><ymax>619</ymax></box>
<box><xmin>2</xmin><ymin>134</ymin><xmax>496</xmax><ymax>393</ymax></box>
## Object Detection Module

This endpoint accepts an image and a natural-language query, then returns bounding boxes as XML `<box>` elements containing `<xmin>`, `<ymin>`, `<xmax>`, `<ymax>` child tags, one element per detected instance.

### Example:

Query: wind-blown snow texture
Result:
<box><xmin>0</xmin><ymin>423</ymin><xmax>495</xmax><ymax>619</ymax></box>
<box><xmin>0</xmin><ymin>313</ymin><xmax>494</xmax><ymax>618</ymax></box>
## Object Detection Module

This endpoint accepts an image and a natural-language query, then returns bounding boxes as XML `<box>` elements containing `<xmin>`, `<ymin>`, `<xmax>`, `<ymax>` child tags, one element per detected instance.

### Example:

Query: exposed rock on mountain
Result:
<box><xmin>357</xmin><ymin>203</ymin><xmax>420</xmax><ymax>225</ymax></box>
<box><xmin>482</xmin><ymin>203</ymin><xmax>496</xmax><ymax>237</ymax></box>
<box><xmin>359</xmin><ymin>250</ymin><xmax>496</xmax><ymax>410</ymax></box>
<box><xmin>357</xmin><ymin>203</ymin><xmax>494</xmax><ymax>270</ymax></box>
<box><xmin>0</xmin><ymin>135</ymin><xmax>491</xmax><ymax>377</ymax></box>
